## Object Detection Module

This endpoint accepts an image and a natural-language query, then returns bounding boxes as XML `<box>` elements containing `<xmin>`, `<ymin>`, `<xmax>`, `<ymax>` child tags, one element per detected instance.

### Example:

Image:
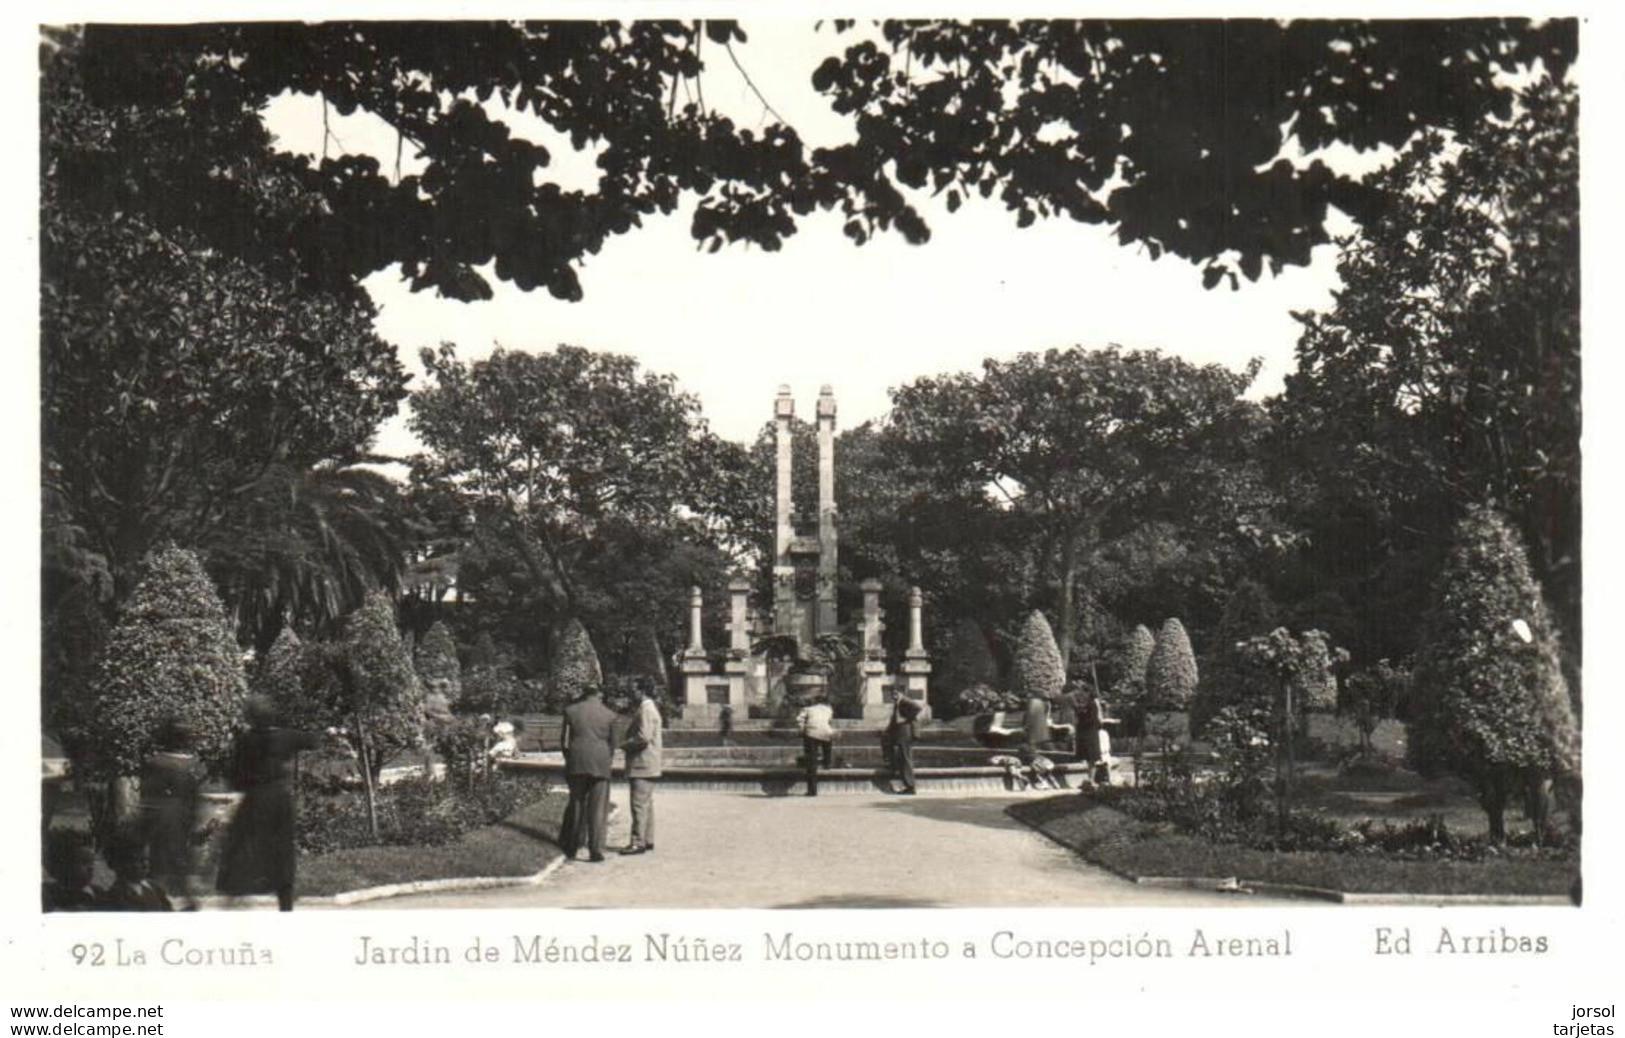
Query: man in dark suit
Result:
<box><xmin>887</xmin><ymin>694</ymin><xmax>923</xmax><ymax>795</ymax></box>
<box><xmin>559</xmin><ymin>684</ymin><xmax>617</xmax><ymax>863</ymax></box>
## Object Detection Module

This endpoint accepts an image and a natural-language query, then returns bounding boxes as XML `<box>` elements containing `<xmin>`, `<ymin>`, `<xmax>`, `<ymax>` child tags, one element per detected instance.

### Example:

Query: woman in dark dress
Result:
<box><xmin>216</xmin><ymin>697</ymin><xmax>321</xmax><ymax>911</ymax></box>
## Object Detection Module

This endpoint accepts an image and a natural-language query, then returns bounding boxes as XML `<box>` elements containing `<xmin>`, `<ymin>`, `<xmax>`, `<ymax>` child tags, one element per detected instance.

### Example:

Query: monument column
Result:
<box><xmin>901</xmin><ymin>586</ymin><xmax>933</xmax><ymax>722</ymax></box>
<box><xmin>773</xmin><ymin>386</ymin><xmax>796</xmax><ymax>638</ymax></box>
<box><xmin>681</xmin><ymin>586</ymin><xmax>714</xmax><ymax>718</ymax></box>
<box><xmin>859</xmin><ymin>579</ymin><xmax>890</xmax><ymax>722</ymax></box>
<box><xmin>723</xmin><ymin>576</ymin><xmax>752</xmax><ymax>715</ymax></box>
<box><xmin>816</xmin><ymin>386</ymin><xmax>839</xmax><ymax>635</ymax></box>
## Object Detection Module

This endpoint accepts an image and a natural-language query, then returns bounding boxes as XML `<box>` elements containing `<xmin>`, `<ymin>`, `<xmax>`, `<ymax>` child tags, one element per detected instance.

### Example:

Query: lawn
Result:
<box><xmin>1009</xmin><ymin>778</ymin><xmax>1580</xmax><ymax>900</ymax></box>
<box><xmin>296</xmin><ymin>794</ymin><xmax>569</xmax><ymax>897</ymax></box>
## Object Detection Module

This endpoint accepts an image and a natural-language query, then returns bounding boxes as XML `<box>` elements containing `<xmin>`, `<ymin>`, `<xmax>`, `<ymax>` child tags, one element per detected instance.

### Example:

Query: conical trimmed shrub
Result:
<box><xmin>1412</xmin><ymin>506</ymin><xmax>1578</xmax><ymax>839</ymax></box>
<box><xmin>254</xmin><ymin>626</ymin><xmax>304</xmax><ymax>714</ymax></box>
<box><xmin>342</xmin><ymin>592</ymin><xmax>425</xmax><ymax>773</ymax></box>
<box><xmin>549</xmin><ymin>618</ymin><xmax>603</xmax><ymax>710</ymax></box>
<box><xmin>1010</xmin><ymin>611</ymin><xmax>1065</xmax><ymax>700</ymax></box>
<box><xmin>86</xmin><ymin>546</ymin><xmax>247</xmax><ymax>776</ymax></box>
<box><xmin>1146</xmin><ymin>617</ymin><xmax>1198</xmax><ymax>710</ymax></box>
<box><xmin>415</xmin><ymin>621</ymin><xmax>461</xmax><ymax>719</ymax></box>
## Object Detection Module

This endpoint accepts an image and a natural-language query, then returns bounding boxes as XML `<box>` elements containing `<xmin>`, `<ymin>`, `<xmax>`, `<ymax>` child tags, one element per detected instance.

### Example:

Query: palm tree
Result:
<box><xmin>202</xmin><ymin>463</ymin><xmax>410</xmax><ymax>651</ymax></box>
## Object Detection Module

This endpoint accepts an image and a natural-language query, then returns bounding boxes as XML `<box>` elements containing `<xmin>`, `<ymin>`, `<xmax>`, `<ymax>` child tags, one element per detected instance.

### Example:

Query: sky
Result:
<box><xmin>262</xmin><ymin>20</ymin><xmax>1372</xmax><ymax>455</ymax></box>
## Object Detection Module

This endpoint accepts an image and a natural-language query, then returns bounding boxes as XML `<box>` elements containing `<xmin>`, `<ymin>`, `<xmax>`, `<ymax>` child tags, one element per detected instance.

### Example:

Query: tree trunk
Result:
<box><xmin>1524</xmin><ymin>772</ymin><xmax>1554</xmax><ymax>843</ymax></box>
<box><xmin>1057</xmin><ymin>534</ymin><xmax>1079</xmax><ymax>670</ymax></box>
<box><xmin>355</xmin><ymin>716</ymin><xmax>381</xmax><ymax>843</ymax></box>
<box><xmin>1480</xmin><ymin>773</ymin><xmax>1508</xmax><ymax>845</ymax></box>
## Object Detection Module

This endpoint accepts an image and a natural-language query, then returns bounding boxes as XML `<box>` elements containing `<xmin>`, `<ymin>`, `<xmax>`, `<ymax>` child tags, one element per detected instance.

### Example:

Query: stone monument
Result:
<box><xmin>680</xmin><ymin>385</ymin><xmax>930</xmax><ymax>725</ymax></box>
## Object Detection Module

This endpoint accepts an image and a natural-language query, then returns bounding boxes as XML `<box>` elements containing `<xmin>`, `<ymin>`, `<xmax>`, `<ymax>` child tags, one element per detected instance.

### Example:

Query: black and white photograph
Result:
<box><xmin>14</xmin><ymin>8</ymin><xmax>1618</xmax><ymax>1019</ymax></box>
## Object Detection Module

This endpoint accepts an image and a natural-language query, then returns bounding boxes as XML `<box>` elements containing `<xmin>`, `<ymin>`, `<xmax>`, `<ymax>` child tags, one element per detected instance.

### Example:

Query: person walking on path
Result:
<box><xmin>620</xmin><ymin>681</ymin><xmax>663</xmax><ymax>855</ymax></box>
<box><xmin>215</xmin><ymin>697</ymin><xmax>322</xmax><ymax>911</ymax></box>
<box><xmin>887</xmin><ymin>695</ymin><xmax>922</xmax><ymax>795</ymax></box>
<box><xmin>559</xmin><ymin>684</ymin><xmax>617</xmax><ymax>862</ymax></box>
<box><xmin>796</xmin><ymin>693</ymin><xmax>836</xmax><ymax>797</ymax></box>
<box><xmin>139</xmin><ymin>719</ymin><xmax>204</xmax><ymax>910</ymax></box>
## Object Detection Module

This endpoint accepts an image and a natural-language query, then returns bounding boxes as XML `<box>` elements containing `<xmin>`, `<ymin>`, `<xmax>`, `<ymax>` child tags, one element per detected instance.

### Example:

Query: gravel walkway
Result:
<box><xmin>352</xmin><ymin>789</ymin><xmax>1285</xmax><ymax>909</ymax></box>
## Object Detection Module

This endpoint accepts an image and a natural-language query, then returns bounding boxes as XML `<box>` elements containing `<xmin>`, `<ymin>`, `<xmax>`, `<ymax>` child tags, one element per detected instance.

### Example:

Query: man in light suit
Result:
<box><xmin>559</xmin><ymin>684</ymin><xmax>617</xmax><ymax>863</ymax></box>
<box><xmin>620</xmin><ymin>680</ymin><xmax>663</xmax><ymax>855</ymax></box>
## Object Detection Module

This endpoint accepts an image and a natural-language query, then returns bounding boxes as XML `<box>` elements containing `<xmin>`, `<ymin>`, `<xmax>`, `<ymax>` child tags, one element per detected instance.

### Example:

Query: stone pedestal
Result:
<box><xmin>901</xmin><ymin>656</ymin><xmax>933</xmax><ymax>724</ymax></box>
<box><xmin>859</xmin><ymin>658</ymin><xmax>892</xmax><ymax>722</ymax></box>
<box><xmin>681</xmin><ymin>653</ymin><xmax>720</xmax><ymax>722</ymax></box>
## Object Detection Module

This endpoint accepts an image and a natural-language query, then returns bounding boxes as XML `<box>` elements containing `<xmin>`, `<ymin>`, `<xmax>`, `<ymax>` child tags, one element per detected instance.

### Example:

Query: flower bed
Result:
<box><xmin>1009</xmin><ymin>795</ymin><xmax>1579</xmax><ymax>899</ymax></box>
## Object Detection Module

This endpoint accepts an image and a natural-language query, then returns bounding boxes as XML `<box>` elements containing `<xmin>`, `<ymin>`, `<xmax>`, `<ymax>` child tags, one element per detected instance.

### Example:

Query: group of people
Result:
<box><xmin>795</xmin><ymin>691</ymin><xmax>923</xmax><ymax>796</ymax></box>
<box><xmin>1032</xmin><ymin>679</ymin><xmax>1114</xmax><ymax>786</ymax></box>
<box><xmin>557</xmin><ymin>681</ymin><xmax>662</xmax><ymax>862</ymax></box>
<box><xmin>44</xmin><ymin>697</ymin><xmax>327</xmax><ymax>913</ymax></box>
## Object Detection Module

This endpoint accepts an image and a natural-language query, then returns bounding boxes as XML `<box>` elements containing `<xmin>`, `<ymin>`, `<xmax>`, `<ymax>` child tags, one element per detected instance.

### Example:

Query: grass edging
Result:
<box><xmin>1008</xmin><ymin>795</ymin><xmax>1575</xmax><ymax>906</ymax></box>
<box><xmin>198</xmin><ymin>797</ymin><xmax>612</xmax><ymax>908</ymax></box>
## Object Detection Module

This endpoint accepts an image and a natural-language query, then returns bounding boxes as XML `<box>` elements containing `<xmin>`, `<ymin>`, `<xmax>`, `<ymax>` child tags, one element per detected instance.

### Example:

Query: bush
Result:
<box><xmin>458</xmin><ymin>664</ymin><xmax>522</xmax><ymax>716</ymax></box>
<box><xmin>549</xmin><ymin>619</ymin><xmax>603</xmax><ymax>709</ymax></box>
<box><xmin>83</xmin><ymin>546</ymin><xmax>248</xmax><ymax>779</ymax></box>
<box><xmin>956</xmin><ymin>682</ymin><xmax>1023</xmax><ymax>716</ymax></box>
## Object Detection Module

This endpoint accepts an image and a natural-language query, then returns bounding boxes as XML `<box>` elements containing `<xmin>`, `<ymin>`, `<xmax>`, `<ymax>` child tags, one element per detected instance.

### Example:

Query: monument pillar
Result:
<box><xmin>681</xmin><ymin>586</ymin><xmax>716</xmax><ymax>720</ymax></box>
<box><xmin>772</xmin><ymin>386</ymin><xmax>796</xmax><ymax>638</ymax></box>
<box><xmin>816</xmin><ymin>385</ymin><xmax>839</xmax><ymax>635</ymax></box>
<box><xmin>901</xmin><ymin>586</ymin><xmax>933</xmax><ymax>722</ymax></box>
<box><xmin>723</xmin><ymin>576</ymin><xmax>752</xmax><ymax>716</ymax></box>
<box><xmin>859</xmin><ymin>579</ymin><xmax>891</xmax><ymax>722</ymax></box>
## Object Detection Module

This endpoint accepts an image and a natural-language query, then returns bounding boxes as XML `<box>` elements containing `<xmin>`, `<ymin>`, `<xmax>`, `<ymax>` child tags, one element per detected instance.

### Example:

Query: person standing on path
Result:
<box><xmin>796</xmin><ymin>693</ymin><xmax>835</xmax><ymax>797</ymax></box>
<box><xmin>215</xmin><ymin>697</ymin><xmax>322</xmax><ymax>911</ymax></box>
<box><xmin>559</xmin><ymin>684</ymin><xmax>616</xmax><ymax>862</ymax></box>
<box><xmin>887</xmin><ymin>695</ymin><xmax>921</xmax><ymax>795</ymax></box>
<box><xmin>1077</xmin><ymin>687</ymin><xmax>1107</xmax><ymax>785</ymax></box>
<box><xmin>1024</xmin><ymin>693</ymin><xmax>1053</xmax><ymax>750</ymax></box>
<box><xmin>620</xmin><ymin>681</ymin><xmax>662</xmax><ymax>855</ymax></box>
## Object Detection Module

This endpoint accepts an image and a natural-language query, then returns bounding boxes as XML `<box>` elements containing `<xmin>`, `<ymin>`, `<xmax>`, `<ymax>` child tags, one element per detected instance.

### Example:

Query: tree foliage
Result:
<box><xmin>203</xmin><ymin>465</ymin><xmax>412</xmax><ymax>652</ymax></box>
<box><xmin>42</xmin><ymin>31</ymin><xmax>410</xmax><ymax>601</ymax></box>
<box><xmin>933</xmin><ymin>619</ymin><xmax>1000</xmax><ymax>718</ymax></box>
<box><xmin>1010</xmin><ymin>611</ymin><xmax>1065</xmax><ymax>700</ymax></box>
<box><xmin>810</xmin><ymin>20</ymin><xmax>1574</xmax><ymax>288</ymax></box>
<box><xmin>1410</xmin><ymin>507</ymin><xmax>1577</xmax><ymax>840</ymax></box>
<box><xmin>81</xmin><ymin>546</ymin><xmax>248</xmax><ymax>778</ymax></box>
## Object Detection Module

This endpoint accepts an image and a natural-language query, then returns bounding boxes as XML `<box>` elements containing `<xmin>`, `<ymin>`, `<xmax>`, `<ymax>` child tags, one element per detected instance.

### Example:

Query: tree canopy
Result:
<box><xmin>888</xmin><ymin>346</ymin><xmax>1269</xmax><ymax>665</ymax></box>
<box><xmin>1275</xmin><ymin>78</ymin><xmax>1579</xmax><ymax>665</ymax></box>
<box><xmin>51</xmin><ymin>20</ymin><xmax>1573</xmax><ymax>303</ymax></box>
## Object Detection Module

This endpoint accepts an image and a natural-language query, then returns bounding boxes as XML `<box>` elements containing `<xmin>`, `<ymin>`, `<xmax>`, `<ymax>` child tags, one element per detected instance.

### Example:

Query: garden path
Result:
<box><xmin>347</xmin><ymin>789</ymin><xmax>1287</xmax><ymax>909</ymax></box>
